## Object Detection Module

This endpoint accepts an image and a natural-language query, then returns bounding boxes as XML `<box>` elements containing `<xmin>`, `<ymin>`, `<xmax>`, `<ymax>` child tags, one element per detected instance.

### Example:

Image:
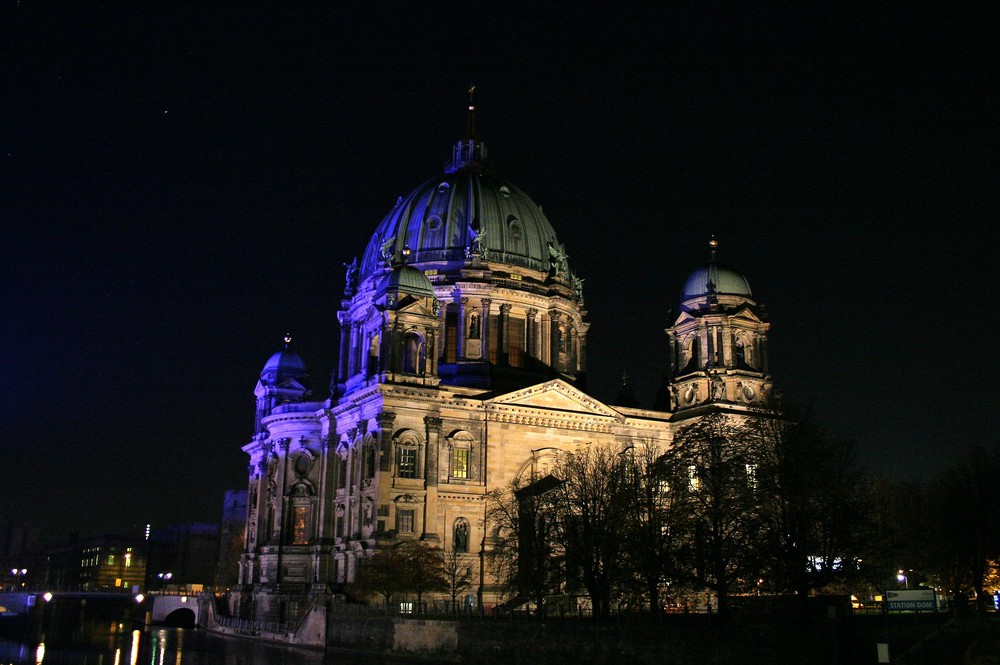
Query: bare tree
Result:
<box><xmin>618</xmin><ymin>438</ymin><xmax>685</xmax><ymax>615</ymax></box>
<box><xmin>443</xmin><ymin>546</ymin><xmax>475</xmax><ymax>615</ymax></box>
<box><xmin>926</xmin><ymin>446</ymin><xmax>1000</xmax><ymax>614</ymax></box>
<box><xmin>548</xmin><ymin>443</ymin><xmax>632</xmax><ymax>619</ymax></box>
<box><xmin>399</xmin><ymin>541</ymin><xmax>448</xmax><ymax>613</ymax></box>
<box><xmin>353</xmin><ymin>544</ymin><xmax>413</xmax><ymax>614</ymax></box>
<box><xmin>753</xmin><ymin>409</ymin><xmax>874</xmax><ymax>605</ymax></box>
<box><xmin>485</xmin><ymin>478</ymin><xmax>561</xmax><ymax>616</ymax></box>
<box><xmin>660</xmin><ymin>412</ymin><xmax>767</xmax><ymax>620</ymax></box>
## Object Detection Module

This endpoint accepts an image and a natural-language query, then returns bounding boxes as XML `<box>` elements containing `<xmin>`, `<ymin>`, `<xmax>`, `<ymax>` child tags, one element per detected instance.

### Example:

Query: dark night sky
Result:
<box><xmin>2</xmin><ymin>4</ymin><xmax>996</xmax><ymax>543</ymax></box>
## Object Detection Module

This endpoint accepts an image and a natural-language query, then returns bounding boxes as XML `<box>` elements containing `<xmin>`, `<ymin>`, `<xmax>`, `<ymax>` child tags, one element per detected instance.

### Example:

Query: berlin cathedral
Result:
<box><xmin>233</xmin><ymin>104</ymin><xmax>773</xmax><ymax>619</ymax></box>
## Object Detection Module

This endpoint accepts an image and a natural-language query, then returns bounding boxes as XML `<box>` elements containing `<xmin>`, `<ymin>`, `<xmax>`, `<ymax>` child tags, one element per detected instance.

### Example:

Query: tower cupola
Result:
<box><xmin>665</xmin><ymin>240</ymin><xmax>771</xmax><ymax>416</ymax></box>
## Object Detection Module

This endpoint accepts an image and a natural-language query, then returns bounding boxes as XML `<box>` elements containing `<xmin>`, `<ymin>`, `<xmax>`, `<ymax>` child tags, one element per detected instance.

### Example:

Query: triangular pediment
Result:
<box><xmin>395</xmin><ymin>297</ymin><xmax>438</xmax><ymax>317</ymax></box>
<box><xmin>672</xmin><ymin>311</ymin><xmax>697</xmax><ymax>326</ymax></box>
<box><xmin>254</xmin><ymin>377</ymin><xmax>309</xmax><ymax>397</ymax></box>
<box><xmin>729</xmin><ymin>304</ymin><xmax>763</xmax><ymax>323</ymax></box>
<box><xmin>488</xmin><ymin>379</ymin><xmax>622</xmax><ymax>418</ymax></box>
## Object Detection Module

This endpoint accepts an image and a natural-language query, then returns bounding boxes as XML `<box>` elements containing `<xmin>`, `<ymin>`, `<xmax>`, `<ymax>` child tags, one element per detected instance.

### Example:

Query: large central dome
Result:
<box><xmin>356</xmin><ymin>103</ymin><xmax>571</xmax><ymax>284</ymax></box>
<box><xmin>359</xmin><ymin>159</ymin><xmax>563</xmax><ymax>280</ymax></box>
<box><xmin>337</xmin><ymin>107</ymin><xmax>588</xmax><ymax>394</ymax></box>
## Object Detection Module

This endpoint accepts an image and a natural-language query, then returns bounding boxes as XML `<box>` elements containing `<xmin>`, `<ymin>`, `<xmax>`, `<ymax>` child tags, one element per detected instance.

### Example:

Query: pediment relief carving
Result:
<box><xmin>489</xmin><ymin>379</ymin><xmax>620</xmax><ymax>418</ymax></box>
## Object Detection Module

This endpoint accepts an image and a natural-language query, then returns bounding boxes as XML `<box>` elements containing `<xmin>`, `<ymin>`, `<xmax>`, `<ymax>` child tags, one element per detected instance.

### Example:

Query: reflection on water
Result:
<box><xmin>0</xmin><ymin>623</ymin><xmax>346</xmax><ymax>665</ymax></box>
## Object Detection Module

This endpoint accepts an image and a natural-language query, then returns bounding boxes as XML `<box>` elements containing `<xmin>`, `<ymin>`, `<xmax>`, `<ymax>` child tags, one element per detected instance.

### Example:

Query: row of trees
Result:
<box><xmin>485</xmin><ymin>405</ymin><xmax>1000</xmax><ymax>620</ymax></box>
<box><xmin>350</xmin><ymin>539</ymin><xmax>476</xmax><ymax>615</ymax></box>
<box><xmin>347</xmin><ymin>404</ymin><xmax>1000</xmax><ymax>620</ymax></box>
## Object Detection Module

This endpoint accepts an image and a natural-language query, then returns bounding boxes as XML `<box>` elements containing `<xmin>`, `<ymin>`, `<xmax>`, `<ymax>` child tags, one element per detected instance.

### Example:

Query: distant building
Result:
<box><xmin>146</xmin><ymin>524</ymin><xmax>219</xmax><ymax>592</ymax></box>
<box><xmin>45</xmin><ymin>534</ymin><xmax>148</xmax><ymax>592</ymax></box>
<box><xmin>232</xmin><ymin>107</ymin><xmax>773</xmax><ymax>622</ymax></box>
<box><xmin>1</xmin><ymin>521</ymin><xmax>43</xmax><ymax>590</ymax></box>
<box><xmin>215</xmin><ymin>490</ymin><xmax>247</xmax><ymax>590</ymax></box>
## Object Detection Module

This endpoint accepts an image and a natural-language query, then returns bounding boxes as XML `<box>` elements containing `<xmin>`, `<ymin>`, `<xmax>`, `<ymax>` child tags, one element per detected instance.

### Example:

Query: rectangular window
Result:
<box><xmin>452</xmin><ymin>448</ymin><xmax>470</xmax><ymax>479</ymax></box>
<box><xmin>507</xmin><ymin>317</ymin><xmax>525</xmax><ymax>368</ymax></box>
<box><xmin>397</xmin><ymin>509</ymin><xmax>415</xmax><ymax>533</ymax></box>
<box><xmin>337</xmin><ymin>457</ymin><xmax>347</xmax><ymax>488</ymax></box>
<box><xmin>488</xmin><ymin>315</ymin><xmax>499</xmax><ymax>364</ymax></box>
<box><xmin>444</xmin><ymin>309</ymin><xmax>458</xmax><ymax>363</ymax></box>
<box><xmin>398</xmin><ymin>448</ymin><xmax>416</xmax><ymax>478</ymax></box>
<box><xmin>688</xmin><ymin>465</ymin><xmax>700</xmax><ymax>491</ymax></box>
<box><xmin>292</xmin><ymin>505</ymin><xmax>310</xmax><ymax>544</ymax></box>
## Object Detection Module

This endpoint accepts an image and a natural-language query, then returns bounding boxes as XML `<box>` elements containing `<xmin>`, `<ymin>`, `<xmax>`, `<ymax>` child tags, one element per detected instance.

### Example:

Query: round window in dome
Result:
<box><xmin>426</xmin><ymin>215</ymin><xmax>442</xmax><ymax>231</ymax></box>
<box><xmin>437</xmin><ymin>182</ymin><xmax>450</xmax><ymax>193</ymax></box>
<box><xmin>499</xmin><ymin>185</ymin><xmax>511</xmax><ymax>197</ymax></box>
<box><xmin>508</xmin><ymin>216</ymin><xmax>522</xmax><ymax>240</ymax></box>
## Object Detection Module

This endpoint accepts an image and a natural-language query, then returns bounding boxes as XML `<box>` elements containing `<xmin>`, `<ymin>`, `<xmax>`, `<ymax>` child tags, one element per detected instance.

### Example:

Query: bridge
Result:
<box><xmin>146</xmin><ymin>593</ymin><xmax>201</xmax><ymax>627</ymax></box>
<box><xmin>0</xmin><ymin>591</ymin><xmax>203</xmax><ymax>629</ymax></box>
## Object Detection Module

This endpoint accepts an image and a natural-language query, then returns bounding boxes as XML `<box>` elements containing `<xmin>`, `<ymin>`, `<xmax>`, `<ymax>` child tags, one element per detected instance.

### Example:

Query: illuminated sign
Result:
<box><xmin>885</xmin><ymin>589</ymin><xmax>935</xmax><ymax>611</ymax></box>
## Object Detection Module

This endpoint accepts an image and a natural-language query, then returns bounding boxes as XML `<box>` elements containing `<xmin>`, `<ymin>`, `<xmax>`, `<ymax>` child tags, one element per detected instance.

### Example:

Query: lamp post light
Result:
<box><xmin>11</xmin><ymin>568</ymin><xmax>27</xmax><ymax>589</ymax></box>
<box><xmin>897</xmin><ymin>570</ymin><xmax>908</xmax><ymax>589</ymax></box>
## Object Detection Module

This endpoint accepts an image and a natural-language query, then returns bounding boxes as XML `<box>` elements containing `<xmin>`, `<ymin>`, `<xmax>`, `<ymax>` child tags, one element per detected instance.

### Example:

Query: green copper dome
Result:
<box><xmin>377</xmin><ymin>264</ymin><xmax>436</xmax><ymax>298</ymax></box>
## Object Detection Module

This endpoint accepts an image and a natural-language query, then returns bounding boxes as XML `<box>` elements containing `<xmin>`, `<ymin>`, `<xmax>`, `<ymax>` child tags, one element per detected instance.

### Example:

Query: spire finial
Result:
<box><xmin>709</xmin><ymin>235</ymin><xmax>718</xmax><ymax>260</ymax></box>
<box><xmin>283</xmin><ymin>333</ymin><xmax>292</xmax><ymax>348</ymax></box>
<box><xmin>465</xmin><ymin>83</ymin><xmax>477</xmax><ymax>140</ymax></box>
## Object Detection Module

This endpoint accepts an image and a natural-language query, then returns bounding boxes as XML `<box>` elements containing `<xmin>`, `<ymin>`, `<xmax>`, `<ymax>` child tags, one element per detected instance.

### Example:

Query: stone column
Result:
<box><xmin>273</xmin><ymin>438</ymin><xmax>291</xmax><ymax>544</ymax></box>
<box><xmin>480</xmin><ymin>298</ymin><xmax>492</xmax><ymax>360</ymax></box>
<box><xmin>526</xmin><ymin>308</ymin><xmax>538</xmax><ymax>361</ymax></box>
<box><xmin>317</xmin><ymin>434</ymin><xmax>331</xmax><ymax>547</ymax></box>
<box><xmin>423</xmin><ymin>416</ymin><xmax>442</xmax><ymax>541</ymax></box>
<box><xmin>549</xmin><ymin>310</ymin><xmax>562</xmax><ymax>369</ymax></box>
<box><xmin>457</xmin><ymin>296</ymin><xmax>468</xmax><ymax>359</ymax></box>
<box><xmin>499</xmin><ymin>303</ymin><xmax>512</xmax><ymax>365</ymax></box>
<box><xmin>377</xmin><ymin>411</ymin><xmax>396</xmax><ymax>472</ymax></box>
<box><xmin>337</xmin><ymin>313</ymin><xmax>351</xmax><ymax>383</ymax></box>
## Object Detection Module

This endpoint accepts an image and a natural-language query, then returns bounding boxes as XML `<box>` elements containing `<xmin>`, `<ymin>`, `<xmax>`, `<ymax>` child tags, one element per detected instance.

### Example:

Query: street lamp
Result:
<box><xmin>11</xmin><ymin>568</ymin><xmax>27</xmax><ymax>589</ymax></box>
<box><xmin>897</xmin><ymin>570</ymin><xmax>908</xmax><ymax>589</ymax></box>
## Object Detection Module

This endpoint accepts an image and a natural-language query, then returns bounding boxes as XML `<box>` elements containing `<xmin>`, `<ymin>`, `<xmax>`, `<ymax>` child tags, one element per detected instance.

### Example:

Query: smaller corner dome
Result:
<box><xmin>681</xmin><ymin>261</ymin><xmax>752</xmax><ymax>302</ymax></box>
<box><xmin>377</xmin><ymin>265</ymin><xmax>436</xmax><ymax>298</ymax></box>
<box><xmin>261</xmin><ymin>348</ymin><xmax>307</xmax><ymax>381</ymax></box>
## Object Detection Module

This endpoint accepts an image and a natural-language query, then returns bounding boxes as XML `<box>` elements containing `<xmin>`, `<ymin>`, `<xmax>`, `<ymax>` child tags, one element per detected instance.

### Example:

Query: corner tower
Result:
<box><xmin>665</xmin><ymin>239</ymin><xmax>772</xmax><ymax>416</ymax></box>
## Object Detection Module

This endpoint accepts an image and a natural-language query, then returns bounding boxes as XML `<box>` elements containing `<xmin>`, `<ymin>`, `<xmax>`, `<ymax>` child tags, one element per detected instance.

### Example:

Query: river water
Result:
<box><xmin>0</xmin><ymin>621</ymin><xmax>391</xmax><ymax>665</ymax></box>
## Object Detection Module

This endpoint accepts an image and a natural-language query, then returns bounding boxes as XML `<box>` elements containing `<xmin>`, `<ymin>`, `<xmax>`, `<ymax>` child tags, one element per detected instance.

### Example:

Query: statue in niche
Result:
<box><xmin>363</xmin><ymin>500</ymin><xmax>373</xmax><ymax>525</ymax></box>
<box><xmin>468</xmin><ymin>312</ymin><xmax>480</xmax><ymax>339</ymax></box>
<box><xmin>454</xmin><ymin>519</ymin><xmax>469</xmax><ymax>553</ymax></box>
<box><xmin>572</xmin><ymin>275</ymin><xmax>585</xmax><ymax>302</ymax></box>
<box><xmin>342</xmin><ymin>257</ymin><xmax>358</xmax><ymax>295</ymax></box>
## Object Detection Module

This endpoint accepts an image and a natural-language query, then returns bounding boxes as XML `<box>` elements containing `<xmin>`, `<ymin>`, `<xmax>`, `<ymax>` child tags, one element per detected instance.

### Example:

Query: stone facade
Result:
<box><xmin>232</xmin><ymin>111</ymin><xmax>772</xmax><ymax>620</ymax></box>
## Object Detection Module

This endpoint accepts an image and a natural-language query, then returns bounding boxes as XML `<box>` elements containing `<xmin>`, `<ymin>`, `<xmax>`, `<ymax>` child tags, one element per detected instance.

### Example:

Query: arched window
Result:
<box><xmin>367</xmin><ymin>334</ymin><xmax>380</xmax><ymax>377</ymax></box>
<box><xmin>734</xmin><ymin>331</ymin><xmax>754</xmax><ymax>369</ymax></box>
<box><xmin>402</xmin><ymin>332</ymin><xmax>422</xmax><ymax>374</ymax></box>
